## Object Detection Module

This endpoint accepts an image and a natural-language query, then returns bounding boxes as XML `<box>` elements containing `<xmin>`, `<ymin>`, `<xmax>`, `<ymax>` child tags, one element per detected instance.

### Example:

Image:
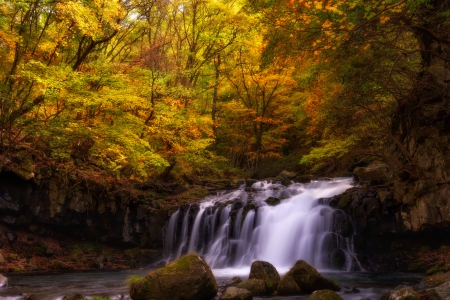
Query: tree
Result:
<box><xmin>248</xmin><ymin>1</ymin><xmax>446</xmax><ymax>175</ymax></box>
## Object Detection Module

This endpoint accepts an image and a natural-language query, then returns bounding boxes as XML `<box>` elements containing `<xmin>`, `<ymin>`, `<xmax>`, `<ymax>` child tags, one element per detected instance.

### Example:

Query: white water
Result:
<box><xmin>164</xmin><ymin>178</ymin><xmax>360</xmax><ymax>272</ymax></box>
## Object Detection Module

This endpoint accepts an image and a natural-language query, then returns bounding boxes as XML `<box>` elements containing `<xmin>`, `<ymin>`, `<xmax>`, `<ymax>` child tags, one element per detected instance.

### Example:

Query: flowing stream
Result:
<box><xmin>0</xmin><ymin>269</ymin><xmax>423</xmax><ymax>300</ymax></box>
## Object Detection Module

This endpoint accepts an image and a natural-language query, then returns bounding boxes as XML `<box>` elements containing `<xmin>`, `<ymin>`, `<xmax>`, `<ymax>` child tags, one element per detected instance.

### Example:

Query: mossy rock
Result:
<box><xmin>277</xmin><ymin>275</ymin><xmax>301</xmax><ymax>296</ymax></box>
<box><xmin>280</xmin><ymin>179</ymin><xmax>291</xmax><ymax>186</ymax></box>
<box><xmin>248</xmin><ymin>260</ymin><xmax>280</xmax><ymax>295</ymax></box>
<box><xmin>129</xmin><ymin>252</ymin><xmax>217</xmax><ymax>300</ymax></box>
<box><xmin>220</xmin><ymin>287</ymin><xmax>252</xmax><ymax>300</ymax></box>
<box><xmin>265</xmin><ymin>197</ymin><xmax>281</xmax><ymax>206</ymax></box>
<box><xmin>308</xmin><ymin>290</ymin><xmax>343</xmax><ymax>300</ymax></box>
<box><xmin>237</xmin><ymin>278</ymin><xmax>265</xmax><ymax>296</ymax></box>
<box><xmin>284</xmin><ymin>260</ymin><xmax>340</xmax><ymax>293</ymax></box>
<box><xmin>337</xmin><ymin>194</ymin><xmax>350</xmax><ymax>210</ymax></box>
<box><xmin>426</xmin><ymin>264</ymin><xmax>443</xmax><ymax>275</ymax></box>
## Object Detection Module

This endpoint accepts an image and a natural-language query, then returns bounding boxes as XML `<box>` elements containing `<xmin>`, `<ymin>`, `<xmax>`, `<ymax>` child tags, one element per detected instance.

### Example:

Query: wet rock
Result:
<box><xmin>337</xmin><ymin>194</ymin><xmax>351</xmax><ymax>210</ymax></box>
<box><xmin>332</xmin><ymin>211</ymin><xmax>352</xmax><ymax>237</ymax></box>
<box><xmin>220</xmin><ymin>286</ymin><xmax>252</xmax><ymax>300</ymax></box>
<box><xmin>307</xmin><ymin>290</ymin><xmax>343</xmax><ymax>300</ymax></box>
<box><xmin>237</xmin><ymin>279</ymin><xmax>265</xmax><ymax>296</ymax></box>
<box><xmin>278</xmin><ymin>170</ymin><xmax>297</xmax><ymax>180</ymax></box>
<box><xmin>276</xmin><ymin>275</ymin><xmax>301</xmax><ymax>296</ymax></box>
<box><xmin>381</xmin><ymin>286</ymin><xmax>419</xmax><ymax>300</ymax></box>
<box><xmin>353</xmin><ymin>162</ymin><xmax>393</xmax><ymax>184</ymax></box>
<box><xmin>353</xmin><ymin>206</ymin><xmax>367</xmax><ymax>234</ymax></box>
<box><xmin>264</xmin><ymin>197</ymin><xmax>280</xmax><ymax>206</ymax></box>
<box><xmin>284</xmin><ymin>260</ymin><xmax>340</xmax><ymax>293</ymax></box>
<box><xmin>129</xmin><ymin>252</ymin><xmax>217</xmax><ymax>300</ymax></box>
<box><xmin>248</xmin><ymin>260</ymin><xmax>280</xmax><ymax>294</ymax></box>
<box><xmin>331</xmin><ymin>249</ymin><xmax>346</xmax><ymax>270</ymax></box>
<box><xmin>364</xmin><ymin>198</ymin><xmax>381</xmax><ymax>217</ymax></box>
<box><xmin>293</xmin><ymin>175</ymin><xmax>312</xmax><ymax>183</ymax></box>
<box><xmin>0</xmin><ymin>273</ymin><xmax>8</xmax><ymax>287</ymax></box>
<box><xmin>219</xmin><ymin>276</ymin><xmax>243</xmax><ymax>291</ymax></box>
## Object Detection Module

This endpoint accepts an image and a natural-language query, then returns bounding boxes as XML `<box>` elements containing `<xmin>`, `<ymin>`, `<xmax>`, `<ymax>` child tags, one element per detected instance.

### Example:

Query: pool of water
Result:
<box><xmin>0</xmin><ymin>269</ymin><xmax>424</xmax><ymax>300</ymax></box>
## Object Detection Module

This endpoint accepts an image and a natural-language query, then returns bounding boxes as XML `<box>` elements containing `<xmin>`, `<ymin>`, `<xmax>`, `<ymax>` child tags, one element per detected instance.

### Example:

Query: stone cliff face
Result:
<box><xmin>392</xmin><ymin>73</ymin><xmax>450</xmax><ymax>232</ymax></box>
<box><xmin>0</xmin><ymin>170</ymin><xmax>169</xmax><ymax>251</ymax></box>
<box><xmin>326</xmin><ymin>182</ymin><xmax>450</xmax><ymax>272</ymax></box>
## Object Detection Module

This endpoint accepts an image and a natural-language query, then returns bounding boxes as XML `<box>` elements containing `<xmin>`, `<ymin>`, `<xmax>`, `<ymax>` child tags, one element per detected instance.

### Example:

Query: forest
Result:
<box><xmin>2</xmin><ymin>0</ymin><xmax>448</xmax><ymax>185</ymax></box>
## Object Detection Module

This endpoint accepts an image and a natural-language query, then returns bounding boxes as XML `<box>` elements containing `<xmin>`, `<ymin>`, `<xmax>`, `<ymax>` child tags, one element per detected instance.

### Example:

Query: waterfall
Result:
<box><xmin>164</xmin><ymin>178</ymin><xmax>361</xmax><ymax>271</ymax></box>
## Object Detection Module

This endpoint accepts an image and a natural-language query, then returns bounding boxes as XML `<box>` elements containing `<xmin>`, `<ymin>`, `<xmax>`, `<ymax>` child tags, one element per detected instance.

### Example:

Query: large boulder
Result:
<box><xmin>129</xmin><ymin>252</ymin><xmax>217</xmax><ymax>300</ymax></box>
<box><xmin>237</xmin><ymin>279</ymin><xmax>266</xmax><ymax>296</ymax></box>
<box><xmin>276</xmin><ymin>275</ymin><xmax>301</xmax><ymax>296</ymax></box>
<box><xmin>308</xmin><ymin>290</ymin><xmax>343</xmax><ymax>300</ymax></box>
<box><xmin>220</xmin><ymin>287</ymin><xmax>253</xmax><ymax>300</ymax></box>
<box><xmin>248</xmin><ymin>260</ymin><xmax>280</xmax><ymax>294</ymax></box>
<box><xmin>283</xmin><ymin>260</ymin><xmax>340</xmax><ymax>293</ymax></box>
<box><xmin>353</xmin><ymin>162</ymin><xmax>393</xmax><ymax>184</ymax></box>
<box><xmin>0</xmin><ymin>274</ymin><xmax>8</xmax><ymax>287</ymax></box>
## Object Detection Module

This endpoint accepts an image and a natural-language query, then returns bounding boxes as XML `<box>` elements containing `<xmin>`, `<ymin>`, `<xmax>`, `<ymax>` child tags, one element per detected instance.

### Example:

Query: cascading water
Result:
<box><xmin>164</xmin><ymin>178</ymin><xmax>361</xmax><ymax>272</ymax></box>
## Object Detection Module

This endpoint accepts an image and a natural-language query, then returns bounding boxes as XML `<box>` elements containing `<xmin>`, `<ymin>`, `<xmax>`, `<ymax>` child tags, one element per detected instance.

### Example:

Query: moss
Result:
<box><xmin>164</xmin><ymin>253</ymin><xmax>193</xmax><ymax>272</ymax></box>
<box><xmin>127</xmin><ymin>275</ymin><xmax>143</xmax><ymax>285</ymax></box>
<box><xmin>265</xmin><ymin>197</ymin><xmax>281</xmax><ymax>206</ymax></box>
<box><xmin>7</xmin><ymin>253</ymin><xmax>19</xmax><ymax>261</ymax></box>
<box><xmin>337</xmin><ymin>194</ymin><xmax>350</xmax><ymax>210</ymax></box>
<box><xmin>426</xmin><ymin>265</ymin><xmax>442</xmax><ymax>275</ymax></box>
<box><xmin>70</xmin><ymin>249</ymin><xmax>83</xmax><ymax>261</ymax></box>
